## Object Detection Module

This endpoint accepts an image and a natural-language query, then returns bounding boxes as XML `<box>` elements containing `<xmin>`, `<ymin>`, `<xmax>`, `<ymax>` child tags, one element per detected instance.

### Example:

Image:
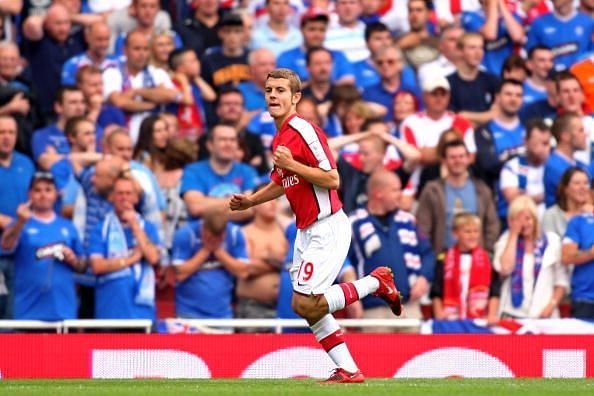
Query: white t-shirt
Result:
<box><xmin>500</xmin><ymin>157</ymin><xmax>546</xmax><ymax>218</ymax></box>
<box><xmin>324</xmin><ymin>19</ymin><xmax>369</xmax><ymax>63</ymax></box>
<box><xmin>574</xmin><ymin>115</ymin><xmax>594</xmax><ymax>166</ymax></box>
<box><xmin>103</xmin><ymin>64</ymin><xmax>175</xmax><ymax>144</ymax></box>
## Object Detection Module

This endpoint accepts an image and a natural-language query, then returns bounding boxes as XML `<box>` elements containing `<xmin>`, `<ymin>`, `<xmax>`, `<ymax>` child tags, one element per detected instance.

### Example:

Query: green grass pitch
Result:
<box><xmin>1</xmin><ymin>379</ymin><xmax>594</xmax><ymax>396</ymax></box>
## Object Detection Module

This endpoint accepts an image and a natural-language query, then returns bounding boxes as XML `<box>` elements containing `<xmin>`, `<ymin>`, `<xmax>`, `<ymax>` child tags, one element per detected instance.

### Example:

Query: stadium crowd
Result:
<box><xmin>0</xmin><ymin>0</ymin><xmax>592</xmax><ymax>331</ymax></box>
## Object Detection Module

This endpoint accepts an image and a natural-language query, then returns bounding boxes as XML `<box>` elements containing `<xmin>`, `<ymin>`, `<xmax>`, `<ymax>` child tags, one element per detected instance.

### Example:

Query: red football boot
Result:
<box><xmin>370</xmin><ymin>266</ymin><xmax>403</xmax><ymax>316</ymax></box>
<box><xmin>320</xmin><ymin>368</ymin><xmax>365</xmax><ymax>384</ymax></box>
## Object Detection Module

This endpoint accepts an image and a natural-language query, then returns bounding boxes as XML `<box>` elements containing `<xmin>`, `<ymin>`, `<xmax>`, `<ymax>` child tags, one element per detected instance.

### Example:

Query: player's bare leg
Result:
<box><xmin>291</xmin><ymin>267</ymin><xmax>402</xmax><ymax>383</ymax></box>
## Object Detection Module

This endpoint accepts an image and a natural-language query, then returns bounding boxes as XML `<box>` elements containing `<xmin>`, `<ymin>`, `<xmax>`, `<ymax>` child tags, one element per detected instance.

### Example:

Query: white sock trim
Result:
<box><xmin>352</xmin><ymin>275</ymin><xmax>379</xmax><ymax>298</ymax></box>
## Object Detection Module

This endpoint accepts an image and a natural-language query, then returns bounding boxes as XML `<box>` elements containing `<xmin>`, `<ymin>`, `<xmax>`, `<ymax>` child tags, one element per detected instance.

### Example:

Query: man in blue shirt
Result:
<box><xmin>181</xmin><ymin>123</ymin><xmax>258</xmax><ymax>221</ymax></box>
<box><xmin>353</xmin><ymin>22</ymin><xmax>393</xmax><ymax>90</ymax></box>
<box><xmin>89</xmin><ymin>176</ymin><xmax>161</xmax><ymax>320</ymax></box>
<box><xmin>237</xmin><ymin>48</ymin><xmax>276</xmax><ymax>112</ymax></box>
<box><xmin>277</xmin><ymin>9</ymin><xmax>354</xmax><ymax>85</ymax></box>
<box><xmin>562</xmin><ymin>212</ymin><xmax>594</xmax><ymax>319</ymax></box>
<box><xmin>0</xmin><ymin>115</ymin><xmax>35</xmax><ymax>319</ymax></box>
<box><xmin>544</xmin><ymin>112</ymin><xmax>589</xmax><ymax>207</ymax></box>
<box><xmin>523</xmin><ymin>45</ymin><xmax>554</xmax><ymax>109</ymax></box>
<box><xmin>172</xmin><ymin>209</ymin><xmax>249</xmax><ymax>319</ymax></box>
<box><xmin>526</xmin><ymin>0</ymin><xmax>593</xmax><ymax>71</ymax></box>
<box><xmin>61</xmin><ymin>21</ymin><xmax>119</xmax><ymax>86</ymax></box>
<box><xmin>350</xmin><ymin>169</ymin><xmax>434</xmax><ymax>323</ymax></box>
<box><xmin>1</xmin><ymin>172</ymin><xmax>84</xmax><ymax>321</ymax></box>
<box><xmin>461</xmin><ymin>0</ymin><xmax>525</xmax><ymax>75</ymax></box>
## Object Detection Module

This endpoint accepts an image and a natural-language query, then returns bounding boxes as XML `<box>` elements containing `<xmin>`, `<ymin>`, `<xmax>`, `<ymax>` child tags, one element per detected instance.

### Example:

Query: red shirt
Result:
<box><xmin>270</xmin><ymin>113</ymin><xmax>343</xmax><ymax>229</ymax></box>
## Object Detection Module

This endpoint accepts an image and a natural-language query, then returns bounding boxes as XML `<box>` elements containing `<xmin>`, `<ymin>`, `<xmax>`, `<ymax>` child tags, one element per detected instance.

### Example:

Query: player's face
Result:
<box><xmin>453</xmin><ymin>223</ymin><xmax>480</xmax><ymax>251</ymax></box>
<box><xmin>265</xmin><ymin>78</ymin><xmax>300</xmax><ymax>120</ymax></box>
<box><xmin>0</xmin><ymin>118</ymin><xmax>17</xmax><ymax>157</ymax></box>
<box><xmin>525</xmin><ymin>129</ymin><xmax>551</xmax><ymax>166</ymax></box>
<box><xmin>29</xmin><ymin>180</ymin><xmax>58</xmax><ymax>212</ymax></box>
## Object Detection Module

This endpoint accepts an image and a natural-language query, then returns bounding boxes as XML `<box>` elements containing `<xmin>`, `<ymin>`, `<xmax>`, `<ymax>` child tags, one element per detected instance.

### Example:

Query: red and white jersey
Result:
<box><xmin>400</xmin><ymin>111</ymin><xmax>476</xmax><ymax>153</ymax></box>
<box><xmin>271</xmin><ymin>113</ymin><xmax>343</xmax><ymax>229</ymax></box>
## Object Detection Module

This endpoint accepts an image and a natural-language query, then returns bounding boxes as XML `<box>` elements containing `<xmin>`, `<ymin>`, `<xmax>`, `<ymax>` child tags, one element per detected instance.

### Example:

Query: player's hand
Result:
<box><xmin>273</xmin><ymin>145</ymin><xmax>295</xmax><ymax>171</ymax></box>
<box><xmin>16</xmin><ymin>201</ymin><xmax>31</xmax><ymax>223</ymax></box>
<box><xmin>229</xmin><ymin>193</ymin><xmax>255</xmax><ymax>211</ymax></box>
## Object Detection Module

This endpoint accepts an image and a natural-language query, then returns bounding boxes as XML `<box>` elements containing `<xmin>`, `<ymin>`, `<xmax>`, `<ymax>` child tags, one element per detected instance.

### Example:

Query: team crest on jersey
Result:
<box><xmin>575</xmin><ymin>26</ymin><xmax>584</xmax><ymax>36</ymax></box>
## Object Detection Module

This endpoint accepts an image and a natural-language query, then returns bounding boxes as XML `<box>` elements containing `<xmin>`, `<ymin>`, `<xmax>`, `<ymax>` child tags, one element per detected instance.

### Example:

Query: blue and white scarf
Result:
<box><xmin>394</xmin><ymin>210</ymin><xmax>423</xmax><ymax>283</ymax></box>
<box><xmin>511</xmin><ymin>234</ymin><xmax>548</xmax><ymax>308</ymax></box>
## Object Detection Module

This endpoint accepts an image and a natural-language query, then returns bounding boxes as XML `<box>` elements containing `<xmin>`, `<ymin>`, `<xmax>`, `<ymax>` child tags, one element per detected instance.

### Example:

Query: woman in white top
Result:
<box><xmin>494</xmin><ymin>195</ymin><xmax>569</xmax><ymax>319</ymax></box>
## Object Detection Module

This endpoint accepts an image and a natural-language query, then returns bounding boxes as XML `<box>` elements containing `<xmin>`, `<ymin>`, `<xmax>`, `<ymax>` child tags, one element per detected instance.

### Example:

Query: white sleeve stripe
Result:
<box><xmin>289</xmin><ymin>116</ymin><xmax>331</xmax><ymax>169</ymax></box>
<box><xmin>562</xmin><ymin>237</ymin><xmax>578</xmax><ymax>245</ymax></box>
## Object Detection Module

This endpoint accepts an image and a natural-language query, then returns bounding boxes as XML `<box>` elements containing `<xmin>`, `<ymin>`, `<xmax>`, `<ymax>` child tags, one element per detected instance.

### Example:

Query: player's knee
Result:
<box><xmin>292</xmin><ymin>294</ymin><xmax>325</xmax><ymax>320</ymax></box>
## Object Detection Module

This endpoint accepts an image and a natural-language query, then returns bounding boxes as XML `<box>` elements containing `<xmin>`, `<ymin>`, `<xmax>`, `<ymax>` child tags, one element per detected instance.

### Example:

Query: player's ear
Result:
<box><xmin>292</xmin><ymin>91</ymin><xmax>302</xmax><ymax>105</ymax></box>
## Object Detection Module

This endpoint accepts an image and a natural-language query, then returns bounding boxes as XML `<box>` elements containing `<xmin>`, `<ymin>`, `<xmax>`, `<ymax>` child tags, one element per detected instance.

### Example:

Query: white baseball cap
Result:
<box><xmin>422</xmin><ymin>76</ymin><xmax>451</xmax><ymax>92</ymax></box>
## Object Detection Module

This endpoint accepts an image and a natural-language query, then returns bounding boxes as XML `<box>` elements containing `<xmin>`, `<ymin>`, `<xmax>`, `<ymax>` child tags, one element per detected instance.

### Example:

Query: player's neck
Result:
<box><xmin>274</xmin><ymin>109</ymin><xmax>297</xmax><ymax>131</ymax></box>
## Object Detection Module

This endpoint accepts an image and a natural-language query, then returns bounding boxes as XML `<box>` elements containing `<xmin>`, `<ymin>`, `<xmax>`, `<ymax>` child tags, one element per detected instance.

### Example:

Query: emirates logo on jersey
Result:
<box><xmin>282</xmin><ymin>175</ymin><xmax>300</xmax><ymax>189</ymax></box>
<box><xmin>276</xmin><ymin>168</ymin><xmax>284</xmax><ymax>178</ymax></box>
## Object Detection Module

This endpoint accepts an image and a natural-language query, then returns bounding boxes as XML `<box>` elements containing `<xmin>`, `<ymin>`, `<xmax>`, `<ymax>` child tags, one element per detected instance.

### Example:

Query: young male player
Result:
<box><xmin>229</xmin><ymin>68</ymin><xmax>402</xmax><ymax>383</ymax></box>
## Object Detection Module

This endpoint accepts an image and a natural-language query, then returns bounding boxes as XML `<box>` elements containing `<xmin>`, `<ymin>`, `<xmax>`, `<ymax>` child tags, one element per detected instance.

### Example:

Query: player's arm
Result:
<box><xmin>229</xmin><ymin>182</ymin><xmax>284</xmax><ymax>211</ymax></box>
<box><xmin>273</xmin><ymin>146</ymin><xmax>340</xmax><ymax>190</ymax></box>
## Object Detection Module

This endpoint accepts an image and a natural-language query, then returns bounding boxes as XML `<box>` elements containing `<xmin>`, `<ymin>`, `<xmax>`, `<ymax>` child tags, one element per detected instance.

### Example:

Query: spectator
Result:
<box><xmin>238</xmin><ymin>48</ymin><xmax>276</xmax><ymax>113</ymax></box>
<box><xmin>494</xmin><ymin>195</ymin><xmax>568</xmax><ymax>318</ymax></box>
<box><xmin>167</xmin><ymin>47</ymin><xmax>216</xmax><ymax>141</ymax></box>
<box><xmin>133</xmin><ymin>115</ymin><xmax>170</xmax><ymax>172</ymax></box>
<box><xmin>562</xmin><ymin>205</ymin><xmax>594</xmax><ymax>319</ymax></box>
<box><xmin>571</xmin><ymin>56</ymin><xmax>594</xmax><ymax>111</ymax></box>
<box><xmin>76</xmin><ymin>66</ymin><xmax>126</xmax><ymax>131</ymax></box>
<box><xmin>302</xmin><ymin>47</ymin><xmax>334</xmax><ymax>105</ymax></box>
<box><xmin>174</xmin><ymin>0</ymin><xmax>223</xmax><ymax>58</ymax></box>
<box><xmin>324</xmin><ymin>84</ymin><xmax>363</xmax><ymax>138</ymax></box>
<box><xmin>297</xmin><ymin>96</ymin><xmax>323</xmax><ymax>126</ymax></box>
<box><xmin>1</xmin><ymin>172</ymin><xmax>84</xmax><ymax>320</ymax></box>
<box><xmin>520</xmin><ymin>69</ymin><xmax>559</xmax><ymax>124</ymax></box>
<box><xmin>350</xmin><ymin>169</ymin><xmax>434</xmax><ymax>327</ymax></box>
<box><xmin>362</xmin><ymin>45</ymin><xmax>420</xmax><ymax>122</ymax></box>
<box><xmin>89</xmin><ymin>176</ymin><xmax>161</xmax><ymax>319</ymax></box>
<box><xmin>328</xmin><ymin>100</ymin><xmax>373</xmax><ymax>159</ymax></box>
<box><xmin>149</xmin><ymin>30</ymin><xmax>177</xmax><ymax>72</ymax></box>
<box><xmin>579</xmin><ymin>0</ymin><xmax>594</xmax><ymax>15</ymax></box>
<box><xmin>32</xmin><ymin>86</ymin><xmax>86</xmax><ymax>165</ymax></box>
<box><xmin>250</xmin><ymin>0</ymin><xmax>302</xmax><ymax>56</ymax></box>
<box><xmin>277</xmin><ymin>9</ymin><xmax>354</xmax><ymax>85</ymax></box>
<box><xmin>396</xmin><ymin>0</ymin><xmax>440</xmax><ymax>70</ymax></box>
<box><xmin>462</xmin><ymin>0</ymin><xmax>525</xmax><ymax>75</ymax></box>
<box><xmin>236</xmin><ymin>187</ymin><xmax>288</xmax><ymax>331</ymax></box>
<box><xmin>446</xmin><ymin>32</ymin><xmax>500</xmax><ymax>124</ymax></box>
<box><xmin>417</xmin><ymin>139</ymin><xmax>500</xmax><ymax>254</ymax></box>
<box><xmin>544</xmin><ymin>113</ymin><xmax>589</xmax><ymax>207</ymax></box>
<box><xmin>501</xmin><ymin>55</ymin><xmax>528</xmax><ymax>81</ymax></box>
<box><xmin>61</xmin><ymin>21</ymin><xmax>119</xmax><ymax>86</ymax></box>
<box><xmin>324</xmin><ymin>0</ymin><xmax>368</xmax><ymax>62</ymax></box>
<box><xmin>526</xmin><ymin>0</ymin><xmax>593</xmax><ymax>71</ymax></box>
<box><xmin>391</xmin><ymin>90</ymin><xmax>419</xmax><ymax>131</ymax></box>
<box><xmin>352</xmin><ymin>22</ymin><xmax>393</xmax><ymax>89</ymax></box>
<box><xmin>181</xmin><ymin>123</ymin><xmax>258</xmax><ymax>221</ymax></box>
<box><xmin>418</xmin><ymin>25</ymin><xmax>464</xmax><ymax>86</ymax></box>
<box><xmin>0</xmin><ymin>115</ymin><xmax>35</xmax><ymax>319</ymax></box>
<box><xmin>103</xmin><ymin>30</ymin><xmax>178</xmax><ymax>144</ymax></box>
<box><xmin>172</xmin><ymin>208</ymin><xmax>248</xmax><ymax>320</ymax></box>
<box><xmin>22</xmin><ymin>3</ymin><xmax>86</xmax><ymax>117</ymax></box>
<box><xmin>431</xmin><ymin>212</ymin><xmax>500</xmax><ymax>323</ymax></box>
<box><xmin>200</xmin><ymin>13</ymin><xmax>251</xmax><ymax>90</ymax></box>
<box><xmin>523</xmin><ymin>45</ymin><xmax>554</xmax><ymax>108</ymax></box>
<box><xmin>473</xmin><ymin>79</ymin><xmax>525</xmax><ymax>192</ymax></box>
<box><xmin>498</xmin><ymin>119</ymin><xmax>551</xmax><ymax>221</ymax></box>
<box><xmin>543</xmin><ymin>167</ymin><xmax>591</xmax><ymax>238</ymax></box>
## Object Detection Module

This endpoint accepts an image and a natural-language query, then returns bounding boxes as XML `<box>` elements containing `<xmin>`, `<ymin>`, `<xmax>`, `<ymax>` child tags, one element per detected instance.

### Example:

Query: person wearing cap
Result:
<box><xmin>1</xmin><ymin>171</ymin><xmax>84</xmax><ymax>321</ymax></box>
<box><xmin>398</xmin><ymin>76</ymin><xmax>476</xmax><ymax>209</ymax></box>
<box><xmin>200</xmin><ymin>13</ymin><xmax>251</xmax><ymax>91</ymax></box>
<box><xmin>250</xmin><ymin>0</ymin><xmax>303</xmax><ymax>57</ymax></box>
<box><xmin>277</xmin><ymin>8</ymin><xmax>354</xmax><ymax>85</ymax></box>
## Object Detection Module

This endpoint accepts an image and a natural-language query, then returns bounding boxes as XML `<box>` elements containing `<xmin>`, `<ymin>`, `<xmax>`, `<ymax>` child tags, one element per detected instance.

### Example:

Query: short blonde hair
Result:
<box><xmin>266</xmin><ymin>68</ymin><xmax>302</xmax><ymax>94</ymax></box>
<box><xmin>452</xmin><ymin>212</ymin><xmax>481</xmax><ymax>231</ymax></box>
<box><xmin>457</xmin><ymin>31</ymin><xmax>483</xmax><ymax>50</ymax></box>
<box><xmin>507</xmin><ymin>195</ymin><xmax>540</xmax><ymax>239</ymax></box>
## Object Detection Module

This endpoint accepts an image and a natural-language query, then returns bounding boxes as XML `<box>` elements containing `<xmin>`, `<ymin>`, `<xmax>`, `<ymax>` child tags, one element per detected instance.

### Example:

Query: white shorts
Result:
<box><xmin>290</xmin><ymin>210</ymin><xmax>352</xmax><ymax>295</ymax></box>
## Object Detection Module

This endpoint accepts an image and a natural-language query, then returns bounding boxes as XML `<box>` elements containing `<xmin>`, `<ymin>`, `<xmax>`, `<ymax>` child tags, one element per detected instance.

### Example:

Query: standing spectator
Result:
<box><xmin>542</xmin><ymin>167</ymin><xmax>591</xmax><ymax>238</ymax></box>
<box><xmin>174</xmin><ymin>0</ymin><xmax>223</xmax><ymax>58</ymax></box>
<box><xmin>0</xmin><ymin>115</ymin><xmax>35</xmax><ymax>319</ymax></box>
<box><xmin>277</xmin><ymin>9</ymin><xmax>354</xmax><ymax>85</ymax></box>
<box><xmin>238</xmin><ymin>48</ymin><xmax>276</xmax><ymax>113</ymax></box>
<box><xmin>103</xmin><ymin>31</ymin><xmax>178</xmax><ymax>144</ymax></box>
<box><xmin>172</xmin><ymin>209</ymin><xmax>248</xmax><ymax>319</ymax></box>
<box><xmin>76</xmin><ymin>66</ymin><xmax>126</xmax><ymax>130</ymax></box>
<box><xmin>431</xmin><ymin>212</ymin><xmax>500</xmax><ymax>323</ymax></box>
<box><xmin>89</xmin><ymin>176</ymin><xmax>161</xmax><ymax>319</ymax></box>
<box><xmin>324</xmin><ymin>0</ymin><xmax>369</xmax><ymax>62</ymax></box>
<box><xmin>181</xmin><ymin>123</ymin><xmax>258</xmax><ymax>220</ymax></box>
<box><xmin>302</xmin><ymin>47</ymin><xmax>334</xmax><ymax>105</ymax></box>
<box><xmin>1</xmin><ymin>172</ymin><xmax>84</xmax><ymax>320</ymax></box>
<box><xmin>498</xmin><ymin>119</ymin><xmax>551</xmax><ymax>221</ymax></box>
<box><xmin>250</xmin><ymin>0</ymin><xmax>302</xmax><ymax>56</ymax></box>
<box><xmin>396</xmin><ymin>0</ymin><xmax>440</xmax><ymax>70</ymax></box>
<box><xmin>544</xmin><ymin>113</ymin><xmax>589</xmax><ymax>207</ymax></box>
<box><xmin>22</xmin><ymin>3</ymin><xmax>86</xmax><ymax>117</ymax></box>
<box><xmin>473</xmin><ymin>79</ymin><xmax>526</xmax><ymax>192</ymax></box>
<box><xmin>362</xmin><ymin>46</ymin><xmax>420</xmax><ymax>122</ymax></box>
<box><xmin>462</xmin><ymin>0</ymin><xmax>525</xmax><ymax>75</ymax></box>
<box><xmin>417</xmin><ymin>25</ymin><xmax>464</xmax><ymax>86</ymax></box>
<box><xmin>350</xmin><ymin>169</ymin><xmax>434</xmax><ymax>325</ymax></box>
<box><xmin>417</xmin><ymin>139</ymin><xmax>500</xmax><ymax>254</ymax></box>
<box><xmin>200</xmin><ymin>13</ymin><xmax>251</xmax><ymax>90</ymax></box>
<box><xmin>167</xmin><ymin>48</ymin><xmax>216</xmax><ymax>141</ymax></box>
<box><xmin>526</xmin><ymin>0</ymin><xmax>593</xmax><ymax>71</ymax></box>
<box><xmin>446</xmin><ymin>32</ymin><xmax>500</xmax><ymax>125</ymax></box>
<box><xmin>61</xmin><ymin>21</ymin><xmax>119</xmax><ymax>86</ymax></box>
<box><xmin>523</xmin><ymin>45</ymin><xmax>554</xmax><ymax>108</ymax></box>
<box><xmin>494</xmin><ymin>195</ymin><xmax>568</xmax><ymax>318</ymax></box>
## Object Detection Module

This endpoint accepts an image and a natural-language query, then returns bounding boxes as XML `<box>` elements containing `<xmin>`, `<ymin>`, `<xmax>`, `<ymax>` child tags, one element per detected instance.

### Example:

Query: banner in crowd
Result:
<box><xmin>1</xmin><ymin>334</ymin><xmax>594</xmax><ymax>379</ymax></box>
<box><xmin>425</xmin><ymin>319</ymin><xmax>594</xmax><ymax>334</ymax></box>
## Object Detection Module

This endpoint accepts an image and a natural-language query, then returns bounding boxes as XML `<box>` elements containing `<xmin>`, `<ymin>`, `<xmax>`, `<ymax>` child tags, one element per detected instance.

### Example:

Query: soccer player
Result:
<box><xmin>229</xmin><ymin>68</ymin><xmax>402</xmax><ymax>383</ymax></box>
